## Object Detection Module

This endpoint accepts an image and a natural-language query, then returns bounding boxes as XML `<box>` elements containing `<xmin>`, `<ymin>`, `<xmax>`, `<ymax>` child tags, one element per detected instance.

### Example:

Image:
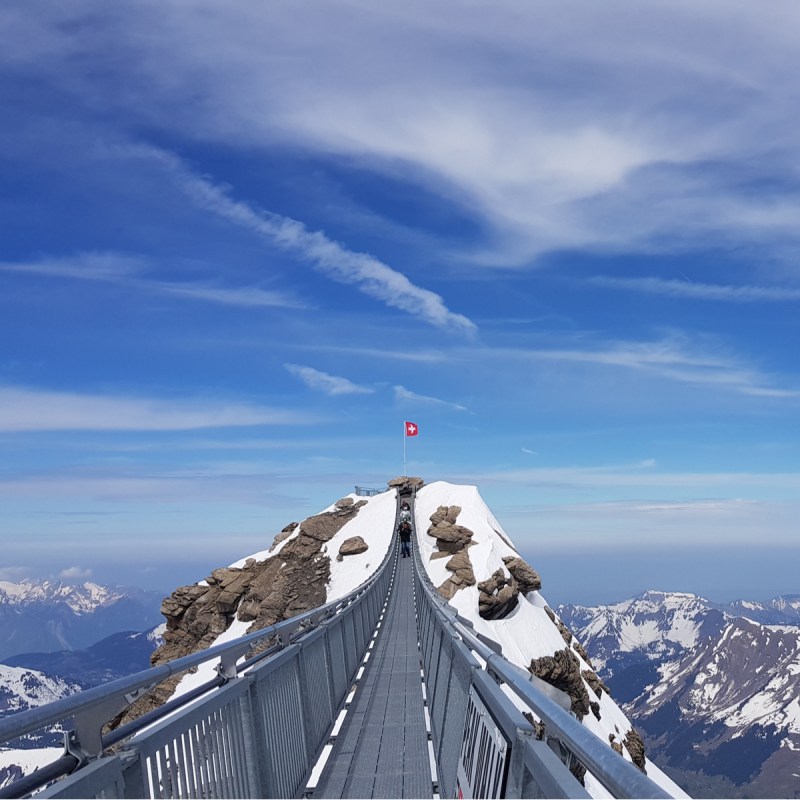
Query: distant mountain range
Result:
<box><xmin>559</xmin><ymin>590</ymin><xmax>800</xmax><ymax>798</ymax></box>
<box><xmin>0</xmin><ymin>623</ymin><xmax>164</xmax><ymax>764</ymax></box>
<box><xmin>0</xmin><ymin>579</ymin><xmax>165</xmax><ymax>660</ymax></box>
<box><xmin>5</xmin><ymin>626</ymin><xmax>165</xmax><ymax>689</ymax></box>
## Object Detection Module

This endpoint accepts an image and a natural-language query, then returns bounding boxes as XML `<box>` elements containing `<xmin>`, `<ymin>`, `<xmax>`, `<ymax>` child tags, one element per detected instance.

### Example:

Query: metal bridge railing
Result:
<box><xmin>411</xmin><ymin>513</ymin><xmax>673</xmax><ymax>800</ymax></box>
<box><xmin>0</xmin><ymin>516</ymin><xmax>398</xmax><ymax>800</ymax></box>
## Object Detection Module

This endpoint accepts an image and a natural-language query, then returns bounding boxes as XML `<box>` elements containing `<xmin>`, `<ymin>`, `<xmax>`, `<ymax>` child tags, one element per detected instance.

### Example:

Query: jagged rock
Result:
<box><xmin>582</xmin><ymin>669</ymin><xmax>609</xmax><ymax>699</ymax></box>
<box><xmin>623</xmin><ymin>728</ymin><xmax>647</xmax><ymax>773</ymax></box>
<box><xmin>590</xmin><ymin>701</ymin><xmax>601</xmax><ymax>720</ymax></box>
<box><xmin>437</xmin><ymin>578</ymin><xmax>460</xmax><ymax>601</ymax></box>
<box><xmin>429</xmin><ymin>505</ymin><xmax>461</xmax><ymax>526</ymax></box>
<box><xmin>478</xmin><ymin>569</ymin><xmax>519</xmax><ymax>620</ymax></box>
<box><xmin>528</xmin><ymin>648</ymin><xmax>591</xmax><ymax>720</ymax></box>
<box><xmin>572</xmin><ymin>639</ymin><xmax>594</xmax><ymax>668</ymax></box>
<box><xmin>445</xmin><ymin>550</ymin><xmax>475</xmax><ymax>583</ymax></box>
<box><xmin>270</xmin><ymin>523</ymin><xmax>297</xmax><ymax>551</ymax></box>
<box><xmin>111</xmin><ymin>498</ymin><xmax>368</xmax><ymax>731</ymax></box>
<box><xmin>335</xmin><ymin>497</ymin><xmax>354</xmax><ymax>508</ymax></box>
<box><xmin>427</xmin><ymin>505</ymin><xmax>474</xmax><ymax>553</ymax></box>
<box><xmin>502</xmin><ymin>556</ymin><xmax>541</xmax><ymax>593</ymax></box>
<box><xmin>388</xmin><ymin>476</ymin><xmax>424</xmax><ymax>496</ymax></box>
<box><xmin>437</xmin><ymin>549</ymin><xmax>476</xmax><ymax>600</ymax></box>
<box><xmin>301</xmin><ymin>502</ymin><xmax>366</xmax><ymax>541</ymax></box>
<box><xmin>610</xmin><ymin>735</ymin><xmax>624</xmax><ymax>756</ymax></box>
<box><xmin>544</xmin><ymin>606</ymin><xmax>573</xmax><ymax>645</ymax></box>
<box><xmin>339</xmin><ymin>536</ymin><xmax>369</xmax><ymax>556</ymax></box>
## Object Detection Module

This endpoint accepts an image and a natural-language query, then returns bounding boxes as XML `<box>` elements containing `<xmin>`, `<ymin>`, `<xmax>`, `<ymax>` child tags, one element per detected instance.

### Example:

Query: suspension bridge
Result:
<box><xmin>0</xmin><ymin>493</ymin><xmax>673</xmax><ymax>799</ymax></box>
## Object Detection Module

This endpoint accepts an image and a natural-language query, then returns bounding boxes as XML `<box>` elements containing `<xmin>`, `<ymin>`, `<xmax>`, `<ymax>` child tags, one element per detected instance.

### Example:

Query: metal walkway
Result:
<box><xmin>0</xmin><ymin>488</ymin><xmax>676</xmax><ymax>800</ymax></box>
<box><xmin>312</xmin><ymin>550</ymin><xmax>433</xmax><ymax>799</ymax></box>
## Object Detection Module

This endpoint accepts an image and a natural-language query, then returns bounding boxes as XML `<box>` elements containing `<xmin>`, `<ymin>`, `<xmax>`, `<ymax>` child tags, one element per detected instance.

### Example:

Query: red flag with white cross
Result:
<box><xmin>405</xmin><ymin>421</ymin><xmax>419</xmax><ymax>437</ymax></box>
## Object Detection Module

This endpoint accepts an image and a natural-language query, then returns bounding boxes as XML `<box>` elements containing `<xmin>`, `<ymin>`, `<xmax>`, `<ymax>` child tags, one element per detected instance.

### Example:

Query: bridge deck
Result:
<box><xmin>312</xmin><ymin>550</ymin><xmax>433</xmax><ymax>799</ymax></box>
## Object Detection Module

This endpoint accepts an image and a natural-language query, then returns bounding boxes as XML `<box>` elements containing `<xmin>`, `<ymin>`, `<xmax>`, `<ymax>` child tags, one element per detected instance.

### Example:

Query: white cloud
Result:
<box><xmin>504</xmin><ymin>336</ymin><xmax>800</xmax><ymax>400</ymax></box>
<box><xmin>84</xmin><ymin>2</ymin><xmax>800</xmax><ymax>265</ymax></box>
<box><xmin>0</xmin><ymin>251</ymin><xmax>143</xmax><ymax>280</ymax></box>
<box><xmin>7</xmin><ymin>4</ymin><xmax>800</xmax><ymax>266</ymax></box>
<box><xmin>394</xmin><ymin>384</ymin><xmax>467</xmax><ymax>412</ymax></box>
<box><xmin>156</xmin><ymin>282</ymin><xmax>307</xmax><ymax>309</ymax></box>
<box><xmin>0</xmin><ymin>566</ymin><xmax>33</xmax><ymax>582</ymax></box>
<box><xmin>0</xmin><ymin>386</ymin><xmax>319</xmax><ymax>432</ymax></box>
<box><xmin>590</xmin><ymin>276</ymin><xmax>800</xmax><ymax>303</ymax></box>
<box><xmin>284</xmin><ymin>364</ymin><xmax>374</xmax><ymax>396</ymax></box>
<box><xmin>0</xmin><ymin>252</ymin><xmax>306</xmax><ymax>310</ymax></box>
<box><xmin>124</xmin><ymin>145</ymin><xmax>476</xmax><ymax>334</ymax></box>
<box><xmin>59</xmin><ymin>566</ymin><xmax>92</xmax><ymax>581</ymax></box>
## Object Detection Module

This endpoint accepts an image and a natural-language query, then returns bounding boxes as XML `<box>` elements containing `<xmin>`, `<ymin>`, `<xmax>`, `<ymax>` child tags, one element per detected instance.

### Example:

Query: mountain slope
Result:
<box><xmin>5</xmin><ymin>625</ymin><xmax>165</xmax><ymax>688</ymax></box>
<box><xmin>0</xmin><ymin>665</ymin><xmax>81</xmax><ymax>749</ymax></box>
<box><xmin>561</xmin><ymin>591</ymin><xmax>800</xmax><ymax>797</ymax></box>
<box><xmin>0</xmin><ymin>581</ymin><xmax>164</xmax><ymax>660</ymax></box>
<box><xmin>110</xmin><ymin>478</ymin><xmax>685</xmax><ymax>799</ymax></box>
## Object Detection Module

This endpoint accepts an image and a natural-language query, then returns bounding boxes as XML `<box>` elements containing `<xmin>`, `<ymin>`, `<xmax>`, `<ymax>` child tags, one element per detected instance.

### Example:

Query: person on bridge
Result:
<box><xmin>399</xmin><ymin>501</ymin><xmax>411</xmax><ymax>525</ymax></box>
<box><xmin>398</xmin><ymin>519</ymin><xmax>412</xmax><ymax>558</ymax></box>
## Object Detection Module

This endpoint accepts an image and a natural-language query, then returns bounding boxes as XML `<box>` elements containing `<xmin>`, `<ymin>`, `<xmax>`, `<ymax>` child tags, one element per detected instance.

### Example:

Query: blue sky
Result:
<box><xmin>1</xmin><ymin>1</ymin><xmax>798</xmax><ymax>605</ymax></box>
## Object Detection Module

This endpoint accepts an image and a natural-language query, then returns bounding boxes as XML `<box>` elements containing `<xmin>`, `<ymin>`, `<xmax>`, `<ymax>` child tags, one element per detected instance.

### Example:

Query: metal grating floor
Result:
<box><xmin>312</xmin><ymin>550</ymin><xmax>433</xmax><ymax>799</ymax></box>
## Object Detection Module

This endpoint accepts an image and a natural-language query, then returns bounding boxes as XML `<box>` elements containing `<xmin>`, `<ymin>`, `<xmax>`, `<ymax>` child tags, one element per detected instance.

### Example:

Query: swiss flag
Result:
<box><xmin>405</xmin><ymin>421</ymin><xmax>419</xmax><ymax>437</ymax></box>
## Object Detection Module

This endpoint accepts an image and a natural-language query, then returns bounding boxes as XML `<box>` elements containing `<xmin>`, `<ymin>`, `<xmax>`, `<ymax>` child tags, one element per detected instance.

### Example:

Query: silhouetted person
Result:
<box><xmin>398</xmin><ymin>520</ymin><xmax>412</xmax><ymax>558</ymax></box>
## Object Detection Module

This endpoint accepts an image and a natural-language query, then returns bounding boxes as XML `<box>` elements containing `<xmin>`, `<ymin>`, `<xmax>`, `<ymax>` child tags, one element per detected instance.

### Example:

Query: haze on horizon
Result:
<box><xmin>1</xmin><ymin>2</ymin><xmax>798</xmax><ymax>606</ymax></box>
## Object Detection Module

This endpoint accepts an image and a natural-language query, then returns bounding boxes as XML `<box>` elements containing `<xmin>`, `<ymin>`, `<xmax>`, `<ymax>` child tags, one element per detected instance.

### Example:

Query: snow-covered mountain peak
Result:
<box><xmin>0</xmin><ymin>579</ymin><xmax>124</xmax><ymax>614</ymax></box>
<box><xmin>144</xmin><ymin>478</ymin><xmax>685</xmax><ymax>799</ymax></box>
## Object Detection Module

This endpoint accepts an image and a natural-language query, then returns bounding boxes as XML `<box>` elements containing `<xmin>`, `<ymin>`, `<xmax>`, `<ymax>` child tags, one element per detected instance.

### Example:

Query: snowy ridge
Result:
<box><xmin>0</xmin><ymin>664</ymin><xmax>81</xmax><ymax>713</ymax></box>
<box><xmin>562</xmin><ymin>589</ymin><xmax>800</xmax><ymax>795</ymax></box>
<box><xmin>163</xmin><ymin>481</ymin><xmax>686</xmax><ymax>798</ymax></box>
<box><xmin>414</xmin><ymin>482</ymin><xmax>687</xmax><ymax>799</ymax></box>
<box><xmin>0</xmin><ymin>580</ymin><xmax>124</xmax><ymax>615</ymax></box>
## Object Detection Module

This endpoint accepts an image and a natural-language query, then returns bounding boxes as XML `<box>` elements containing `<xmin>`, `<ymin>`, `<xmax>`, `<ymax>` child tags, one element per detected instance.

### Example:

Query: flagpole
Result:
<box><xmin>403</xmin><ymin>420</ymin><xmax>406</xmax><ymax>476</ymax></box>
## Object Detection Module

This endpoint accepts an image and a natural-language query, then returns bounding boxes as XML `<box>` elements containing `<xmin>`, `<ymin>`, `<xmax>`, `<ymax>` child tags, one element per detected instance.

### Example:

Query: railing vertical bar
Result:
<box><xmin>181</xmin><ymin>728</ymin><xmax>198</xmax><ymax>799</ymax></box>
<box><xmin>215</xmin><ymin>705</ymin><xmax>233</xmax><ymax>798</ymax></box>
<box><xmin>174</xmin><ymin>731</ymin><xmax>187</xmax><ymax>798</ymax></box>
<box><xmin>192</xmin><ymin>720</ymin><xmax>208</xmax><ymax>799</ymax></box>
<box><xmin>155</xmin><ymin>748</ymin><xmax>169</xmax><ymax>799</ymax></box>
<box><xmin>208</xmin><ymin>712</ymin><xmax>222</xmax><ymax>799</ymax></box>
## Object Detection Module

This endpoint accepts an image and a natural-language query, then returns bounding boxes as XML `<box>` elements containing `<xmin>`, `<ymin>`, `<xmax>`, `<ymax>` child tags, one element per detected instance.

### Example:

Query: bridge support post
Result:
<box><xmin>243</xmin><ymin>678</ymin><xmax>270</xmax><ymax>797</ymax></box>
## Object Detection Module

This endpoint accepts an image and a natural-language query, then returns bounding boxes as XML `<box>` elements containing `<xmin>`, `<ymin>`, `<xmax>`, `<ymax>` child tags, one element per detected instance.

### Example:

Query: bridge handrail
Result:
<box><xmin>410</xmin><ymin>512</ymin><xmax>672</xmax><ymax>799</ymax></box>
<box><xmin>0</xmin><ymin>567</ymin><xmax>377</xmax><ymax>749</ymax></box>
<box><xmin>0</xmin><ymin>502</ymin><xmax>400</xmax><ymax>798</ymax></box>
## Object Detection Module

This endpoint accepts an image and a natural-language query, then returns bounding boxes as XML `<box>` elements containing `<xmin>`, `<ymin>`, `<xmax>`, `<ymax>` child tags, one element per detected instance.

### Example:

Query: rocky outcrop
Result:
<box><xmin>426</xmin><ymin>505</ymin><xmax>478</xmax><ymax>601</ymax></box>
<box><xmin>544</xmin><ymin>606</ymin><xmax>574</xmax><ymax>646</ymax></box>
<box><xmin>388</xmin><ymin>476</ymin><xmax>424</xmax><ymax>495</ymax></box>
<box><xmin>111</xmin><ymin>498</ymin><xmax>367</xmax><ymax>729</ymax></box>
<box><xmin>478</xmin><ymin>569</ymin><xmax>519</xmax><ymax>620</ymax></box>
<box><xmin>502</xmin><ymin>556</ymin><xmax>541</xmax><ymax>594</ymax></box>
<box><xmin>438</xmin><ymin>549</ymin><xmax>476</xmax><ymax>600</ymax></box>
<box><xmin>529</xmin><ymin>648</ymin><xmax>592</xmax><ymax>720</ymax></box>
<box><xmin>623</xmin><ymin>728</ymin><xmax>647</xmax><ymax>773</ymax></box>
<box><xmin>269</xmin><ymin>522</ymin><xmax>298</xmax><ymax>551</ymax></box>
<box><xmin>427</xmin><ymin>505</ymin><xmax>473</xmax><ymax>553</ymax></box>
<box><xmin>582</xmin><ymin>669</ymin><xmax>609</xmax><ymax>699</ymax></box>
<box><xmin>338</xmin><ymin>536</ymin><xmax>369</xmax><ymax>560</ymax></box>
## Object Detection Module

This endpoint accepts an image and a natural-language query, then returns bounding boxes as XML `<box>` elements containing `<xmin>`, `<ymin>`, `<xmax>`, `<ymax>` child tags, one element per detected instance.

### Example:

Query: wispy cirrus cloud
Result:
<box><xmin>0</xmin><ymin>252</ymin><xmax>306</xmax><ymax>309</ymax></box>
<box><xmin>124</xmin><ymin>145</ymin><xmax>476</xmax><ymax>334</ymax></box>
<box><xmin>284</xmin><ymin>364</ymin><xmax>374</xmax><ymax>396</ymax></box>
<box><xmin>0</xmin><ymin>386</ymin><xmax>319</xmax><ymax>432</ymax></box>
<box><xmin>590</xmin><ymin>276</ymin><xmax>800</xmax><ymax>303</ymax></box>
<box><xmin>511</xmin><ymin>336</ymin><xmax>800</xmax><ymax>400</ymax></box>
<box><xmin>0</xmin><ymin>251</ymin><xmax>142</xmax><ymax>280</ymax></box>
<box><xmin>394</xmin><ymin>384</ymin><xmax>468</xmax><ymax>412</ymax></box>
<box><xmin>156</xmin><ymin>282</ymin><xmax>307</xmax><ymax>309</ymax></box>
